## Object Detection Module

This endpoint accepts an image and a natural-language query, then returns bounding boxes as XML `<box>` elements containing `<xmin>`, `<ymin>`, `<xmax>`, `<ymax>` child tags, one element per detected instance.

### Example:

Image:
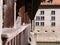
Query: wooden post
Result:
<box><xmin>3</xmin><ymin>0</ymin><xmax>14</xmax><ymax>28</ymax></box>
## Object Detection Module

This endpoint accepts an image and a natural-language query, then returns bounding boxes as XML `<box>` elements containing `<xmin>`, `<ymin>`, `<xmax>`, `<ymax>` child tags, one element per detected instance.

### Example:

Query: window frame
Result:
<box><xmin>40</xmin><ymin>11</ymin><xmax>44</xmax><ymax>15</ymax></box>
<box><xmin>36</xmin><ymin>16</ymin><xmax>40</xmax><ymax>20</ymax></box>
<box><xmin>36</xmin><ymin>22</ymin><xmax>39</xmax><ymax>26</ymax></box>
<box><xmin>41</xmin><ymin>16</ymin><xmax>44</xmax><ymax>21</ymax></box>
<box><xmin>51</xmin><ymin>22</ymin><xmax>55</xmax><ymax>27</ymax></box>
<box><xmin>51</xmin><ymin>16</ymin><xmax>55</xmax><ymax>21</ymax></box>
<box><xmin>51</xmin><ymin>10</ymin><xmax>55</xmax><ymax>15</ymax></box>
<box><xmin>40</xmin><ymin>22</ymin><xmax>44</xmax><ymax>26</ymax></box>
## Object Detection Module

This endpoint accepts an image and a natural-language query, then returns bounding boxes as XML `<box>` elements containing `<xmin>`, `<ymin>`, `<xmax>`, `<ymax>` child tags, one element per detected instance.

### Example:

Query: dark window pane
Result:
<box><xmin>36</xmin><ymin>22</ymin><xmax>39</xmax><ymax>26</ymax></box>
<box><xmin>51</xmin><ymin>11</ymin><xmax>55</xmax><ymax>15</ymax></box>
<box><xmin>40</xmin><ymin>11</ymin><xmax>44</xmax><ymax>15</ymax></box>
<box><xmin>41</xmin><ymin>16</ymin><xmax>44</xmax><ymax>20</ymax></box>
<box><xmin>40</xmin><ymin>22</ymin><xmax>44</xmax><ymax>26</ymax></box>
<box><xmin>51</xmin><ymin>22</ymin><xmax>55</xmax><ymax>26</ymax></box>
<box><xmin>51</xmin><ymin>16</ymin><xmax>55</xmax><ymax>21</ymax></box>
<box><xmin>36</xmin><ymin>16</ymin><xmax>40</xmax><ymax>20</ymax></box>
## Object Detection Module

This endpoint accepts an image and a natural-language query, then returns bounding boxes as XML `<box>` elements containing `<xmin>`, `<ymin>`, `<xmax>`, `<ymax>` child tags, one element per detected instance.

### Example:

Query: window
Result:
<box><xmin>40</xmin><ymin>22</ymin><xmax>44</xmax><ymax>26</ymax></box>
<box><xmin>36</xmin><ymin>16</ymin><xmax>40</xmax><ymax>20</ymax></box>
<box><xmin>36</xmin><ymin>22</ymin><xmax>39</xmax><ymax>26</ymax></box>
<box><xmin>51</xmin><ymin>16</ymin><xmax>55</xmax><ymax>21</ymax></box>
<box><xmin>41</xmin><ymin>16</ymin><xmax>44</xmax><ymax>20</ymax></box>
<box><xmin>51</xmin><ymin>11</ymin><xmax>55</xmax><ymax>15</ymax></box>
<box><xmin>40</xmin><ymin>11</ymin><xmax>44</xmax><ymax>15</ymax></box>
<box><xmin>51</xmin><ymin>22</ymin><xmax>55</xmax><ymax>26</ymax></box>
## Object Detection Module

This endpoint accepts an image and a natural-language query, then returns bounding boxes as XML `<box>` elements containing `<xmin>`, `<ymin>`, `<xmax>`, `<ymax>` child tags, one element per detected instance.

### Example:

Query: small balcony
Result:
<box><xmin>2</xmin><ymin>24</ymin><xmax>31</xmax><ymax>45</ymax></box>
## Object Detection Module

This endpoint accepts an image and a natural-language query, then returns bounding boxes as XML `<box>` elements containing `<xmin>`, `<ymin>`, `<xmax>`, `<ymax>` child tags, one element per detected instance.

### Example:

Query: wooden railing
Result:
<box><xmin>2</xmin><ymin>24</ymin><xmax>31</xmax><ymax>45</ymax></box>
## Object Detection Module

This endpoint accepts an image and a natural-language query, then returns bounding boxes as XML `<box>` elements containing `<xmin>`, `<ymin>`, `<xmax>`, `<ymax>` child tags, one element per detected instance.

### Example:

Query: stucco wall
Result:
<box><xmin>34</xmin><ymin>9</ymin><xmax>60</xmax><ymax>33</ymax></box>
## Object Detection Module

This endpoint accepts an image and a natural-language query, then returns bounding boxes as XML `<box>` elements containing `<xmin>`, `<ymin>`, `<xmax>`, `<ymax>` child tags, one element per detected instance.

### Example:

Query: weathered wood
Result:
<box><xmin>3</xmin><ymin>0</ymin><xmax>14</xmax><ymax>28</ymax></box>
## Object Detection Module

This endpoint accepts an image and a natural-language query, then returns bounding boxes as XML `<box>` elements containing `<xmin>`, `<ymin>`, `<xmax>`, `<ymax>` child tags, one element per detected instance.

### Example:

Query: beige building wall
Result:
<box><xmin>34</xmin><ymin>9</ymin><xmax>60</xmax><ymax>33</ymax></box>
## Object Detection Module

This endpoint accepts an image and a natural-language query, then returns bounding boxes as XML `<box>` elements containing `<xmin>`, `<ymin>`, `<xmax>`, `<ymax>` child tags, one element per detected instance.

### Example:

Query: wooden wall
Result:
<box><xmin>3</xmin><ymin>0</ymin><xmax>14</xmax><ymax>28</ymax></box>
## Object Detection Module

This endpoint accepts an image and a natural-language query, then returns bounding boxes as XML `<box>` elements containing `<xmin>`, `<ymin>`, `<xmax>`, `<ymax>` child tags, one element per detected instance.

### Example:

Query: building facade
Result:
<box><xmin>34</xmin><ymin>0</ymin><xmax>60</xmax><ymax>43</ymax></box>
<box><xmin>34</xmin><ymin>0</ymin><xmax>60</xmax><ymax>33</ymax></box>
<box><xmin>35</xmin><ymin>8</ymin><xmax>60</xmax><ymax>33</ymax></box>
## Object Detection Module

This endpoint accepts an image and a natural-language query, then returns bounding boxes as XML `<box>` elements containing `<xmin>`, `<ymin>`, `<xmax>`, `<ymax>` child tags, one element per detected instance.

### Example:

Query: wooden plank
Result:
<box><xmin>19</xmin><ymin>33</ymin><xmax>21</xmax><ymax>45</ymax></box>
<box><xmin>8</xmin><ymin>41</ymin><xmax>11</xmax><ymax>45</ymax></box>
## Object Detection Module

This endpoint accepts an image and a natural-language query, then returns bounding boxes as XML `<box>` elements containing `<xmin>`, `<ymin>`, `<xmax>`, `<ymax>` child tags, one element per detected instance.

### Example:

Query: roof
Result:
<box><xmin>40</xmin><ymin>0</ymin><xmax>60</xmax><ymax>5</ymax></box>
<box><xmin>39</xmin><ymin>5</ymin><xmax>60</xmax><ymax>9</ymax></box>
